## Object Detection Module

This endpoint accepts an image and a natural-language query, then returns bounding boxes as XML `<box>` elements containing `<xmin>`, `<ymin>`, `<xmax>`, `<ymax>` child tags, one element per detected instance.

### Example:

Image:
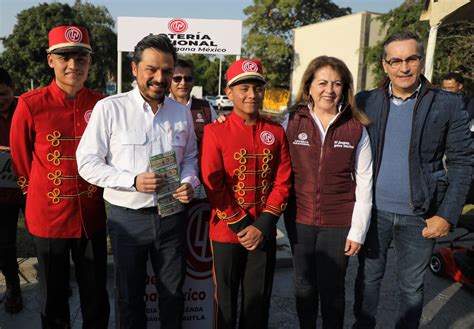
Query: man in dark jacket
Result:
<box><xmin>353</xmin><ymin>31</ymin><xmax>472</xmax><ymax>329</ymax></box>
<box><xmin>0</xmin><ymin>68</ymin><xmax>23</xmax><ymax>314</ymax></box>
<box><xmin>442</xmin><ymin>71</ymin><xmax>474</xmax><ymax>122</ymax></box>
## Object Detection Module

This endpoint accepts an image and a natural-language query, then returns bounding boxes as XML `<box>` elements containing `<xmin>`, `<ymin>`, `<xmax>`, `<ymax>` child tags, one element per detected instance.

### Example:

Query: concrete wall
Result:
<box><xmin>291</xmin><ymin>12</ymin><xmax>385</xmax><ymax>102</ymax></box>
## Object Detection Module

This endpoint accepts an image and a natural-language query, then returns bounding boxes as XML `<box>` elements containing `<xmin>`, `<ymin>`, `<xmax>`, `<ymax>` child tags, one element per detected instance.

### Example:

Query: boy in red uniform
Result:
<box><xmin>201</xmin><ymin>59</ymin><xmax>291</xmax><ymax>329</ymax></box>
<box><xmin>9</xmin><ymin>26</ymin><xmax>109</xmax><ymax>328</ymax></box>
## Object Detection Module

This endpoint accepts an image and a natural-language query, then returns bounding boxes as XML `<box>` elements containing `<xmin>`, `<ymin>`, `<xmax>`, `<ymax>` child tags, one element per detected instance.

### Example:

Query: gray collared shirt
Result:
<box><xmin>388</xmin><ymin>80</ymin><xmax>422</xmax><ymax>106</ymax></box>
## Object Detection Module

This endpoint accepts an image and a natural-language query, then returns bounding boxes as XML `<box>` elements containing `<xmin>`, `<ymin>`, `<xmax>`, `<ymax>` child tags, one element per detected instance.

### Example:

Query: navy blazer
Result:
<box><xmin>356</xmin><ymin>75</ymin><xmax>473</xmax><ymax>225</ymax></box>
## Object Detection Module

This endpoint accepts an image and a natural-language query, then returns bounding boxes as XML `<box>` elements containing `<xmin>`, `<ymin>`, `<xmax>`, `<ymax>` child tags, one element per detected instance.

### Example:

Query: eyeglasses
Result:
<box><xmin>172</xmin><ymin>75</ymin><xmax>194</xmax><ymax>83</ymax></box>
<box><xmin>384</xmin><ymin>55</ymin><xmax>422</xmax><ymax>69</ymax></box>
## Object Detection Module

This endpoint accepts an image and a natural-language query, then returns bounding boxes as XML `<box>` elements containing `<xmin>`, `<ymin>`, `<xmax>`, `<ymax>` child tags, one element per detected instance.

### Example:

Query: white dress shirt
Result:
<box><xmin>76</xmin><ymin>87</ymin><xmax>199</xmax><ymax>209</ymax></box>
<box><xmin>310</xmin><ymin>108</ymin><xmax>373</xmax><ymax>244</ymax></box>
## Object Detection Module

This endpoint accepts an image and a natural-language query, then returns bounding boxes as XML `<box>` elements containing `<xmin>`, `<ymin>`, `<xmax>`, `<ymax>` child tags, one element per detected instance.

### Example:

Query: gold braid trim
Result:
<box><xmin>233</xmin><ymin>148</ymin><xmax>274</xmax><ymax>164</ymax></box>
<box><xmin>233</xmin><ymin>164</ymin><xmax>271</xmax><ymax>180</ymax></box>
<box><xmin>216</xmin><ymin>209</ymin><xmax>240</xmax><ymax>221</ymax></box>
<box><xmin>47</xmin><ymin>185</ymin><xmax>97</xmax><ymax>204</ymax></box>
<box><xmin>232</xmin><ymin>180</ymin><xmax>269</xmax><ymax>196</ymax></box>
<box><xmin>237</xmin><ymin>195</ymin><xmax>266</xmax><ymax>207</ymax></box>
<box><xmin>47</xmin><ymin>150</ymin><xmax>76</xmax><ymax>166</ymax></box>
<box><xmin>17</xmin><ymin>176</ymin><xmax>28</xmax><ymax>190</ymax></box>
<box><xmin>47</xmin><ymin>170</ymin><xmax>80</xmax><ymax>186</ymax></box>
<box><xmin>46</xmin><ymin>131</ymin><xmax>81</xmax><ymax>147</ymax></box>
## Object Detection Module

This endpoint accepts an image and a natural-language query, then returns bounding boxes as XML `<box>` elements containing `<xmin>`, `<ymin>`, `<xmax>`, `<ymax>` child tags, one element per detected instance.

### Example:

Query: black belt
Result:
<box><xmin>121</xmin><ymin>206</ymin><xmax>158</xmax><ymax>214</ymax></box>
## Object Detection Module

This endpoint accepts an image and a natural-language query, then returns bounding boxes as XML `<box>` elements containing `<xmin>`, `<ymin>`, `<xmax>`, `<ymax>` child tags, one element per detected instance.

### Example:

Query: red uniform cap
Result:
<box><xmin>47</xmin><ymin>25</ymin><xmax>92</xmax><ymax>54</ymax></box>
<box><xmin>226</xmin><ymin>59</ymin><xmax>265</xmax><ymax>87</ymax></box>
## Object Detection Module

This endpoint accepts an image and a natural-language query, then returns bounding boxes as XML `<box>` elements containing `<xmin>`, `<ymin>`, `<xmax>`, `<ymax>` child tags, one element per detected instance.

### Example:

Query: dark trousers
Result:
<box><xmin>211</xmin><ymin>239</ymin><xmax>276</xmax><ymax>329</ymax></box>
<box><xmin>107</xmin><ymin>204</ymin><xmax>187</xmax><ymax>329</ymax></box>
<box><xmin>290</xmin><ymin>223</ymin><xmax>350</xmax><ymax>329</ymax></box>
<box><xmin>0</xmin><ymin>204</ymin><xmax>20</xmax><ymax>284</ymax></box>
<box><xmin>34</xmin><ymin>229</ymin><xmax>110</xmax><ymax>329</ymax></box>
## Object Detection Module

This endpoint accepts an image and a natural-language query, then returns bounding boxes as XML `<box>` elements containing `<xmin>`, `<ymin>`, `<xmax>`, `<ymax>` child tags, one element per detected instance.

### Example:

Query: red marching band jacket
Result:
<box><xmin>201</xmin><ymin>112</ymin><xmax>292</xmax><ymax>243</ymax></box>
<box><xmin>10</xmin><ymin>80</ymin><xmax>106</xmax><ymax>238</ymax></box>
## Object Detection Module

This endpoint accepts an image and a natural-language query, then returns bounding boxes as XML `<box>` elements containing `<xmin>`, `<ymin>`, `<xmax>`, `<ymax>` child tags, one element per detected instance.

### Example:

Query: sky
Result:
<box><xmin>0</xmin><ymin>0</ymin><xmax>405</xmax><ymax>42</ymax></box>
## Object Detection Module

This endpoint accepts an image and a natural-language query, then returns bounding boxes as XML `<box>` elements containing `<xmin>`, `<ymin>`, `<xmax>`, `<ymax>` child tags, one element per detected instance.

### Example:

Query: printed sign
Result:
<box><xmin>145</xmin><ymin>199</ymin><xmax>214</xmax><ymax>328</ymax></box>
<box><xmin>118</xmin><ymin>17</ymin><xmax>242</xmax><ymax>55</ymax></box>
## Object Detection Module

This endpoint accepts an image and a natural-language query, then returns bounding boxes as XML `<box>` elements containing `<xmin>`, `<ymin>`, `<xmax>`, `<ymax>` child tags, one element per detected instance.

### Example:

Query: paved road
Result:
<box><xmin>1</xmin><ymin>225</ymin><xmax>473</xmax><ymax>329</ymax></box>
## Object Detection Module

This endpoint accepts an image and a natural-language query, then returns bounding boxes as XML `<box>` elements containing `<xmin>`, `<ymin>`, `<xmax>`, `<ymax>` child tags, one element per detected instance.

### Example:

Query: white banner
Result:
<box><xmin>145</xmin><ymin>199</ymin><xmax>214</xmax><ymax>328</ymax></box>
<box><xmin>117</xmin><ymin>17</ymin><xmax>242</xmax><ymax>55</ymax></box>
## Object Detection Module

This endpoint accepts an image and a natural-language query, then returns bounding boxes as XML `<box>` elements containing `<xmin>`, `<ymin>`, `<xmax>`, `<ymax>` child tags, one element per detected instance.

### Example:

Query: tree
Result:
<box><xmin>433</xmin><ymin>20</ymin><xmax>474</xmax><ymax>93</ymax></box>
<box><xmin>243</xmin><ymin>0</ymin><xmax>351</xmax><ymax>88</ymax></box>
<box><xmin>363</xmin><ymin>0</ymin><xmax>473</xmax><ymax>93</ymax></box>
<box><xmin>0</xmin><ymin>1</ymin><xmax>116</xmax><ymax>94</ymax></box>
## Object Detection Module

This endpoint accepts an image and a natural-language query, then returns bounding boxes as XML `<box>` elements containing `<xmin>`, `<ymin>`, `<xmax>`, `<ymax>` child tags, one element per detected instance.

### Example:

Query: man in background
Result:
<box><xmin>442</xmin><ymin>71</ymin><xmax>474</xmax><ymax>127</ymax></box>
<box><xmin>169</xmin><ymin>59</ymin><xmax>217</xmax><ymax>147</ymax></box>
<box><xmin>0</xmin><ymin>68</ymin><xmax>23</xmax><ymax>314</ymax></box>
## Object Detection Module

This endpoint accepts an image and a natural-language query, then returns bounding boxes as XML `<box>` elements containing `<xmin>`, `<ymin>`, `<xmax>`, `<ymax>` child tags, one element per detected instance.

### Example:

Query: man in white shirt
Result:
<box><xmin>76</xmin><ymin>34</ymin><xmax>199</xmax><ymax>329</ymax></box>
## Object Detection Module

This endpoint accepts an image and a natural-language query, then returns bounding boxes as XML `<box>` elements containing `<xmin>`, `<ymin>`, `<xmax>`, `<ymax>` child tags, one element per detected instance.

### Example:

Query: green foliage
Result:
<box><xmin>243</xmin><ymin>0</ymin><xmax>351</xmax><ymax>88</ymax></box>
<box><xmin>433</xmin><ymin>21</ymin><xmax>474</xmax><ymax>94</ymax></box>
<box><xmin>364</xmin><ymin>0</ymin><xmax>429</xmax><ymax>85</ymax></box>
<box><xmin>0</xmin><ymin>1</ymin><xmax>116</xmax><ymax>94</ymax></box>
<box><xmin>364</xmin><ymin>0</ymin><xmax>473</xmax><ymax>93</ymax></box>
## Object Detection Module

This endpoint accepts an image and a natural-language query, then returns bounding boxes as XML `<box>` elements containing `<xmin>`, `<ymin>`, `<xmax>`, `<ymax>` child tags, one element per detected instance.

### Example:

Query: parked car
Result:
<box><xmin>204</xmin><ymin>95</ymin><xmax>217</xmax><ymax>109</ymax></box>
<box><xmin>215</xmin><ymin>95</ymin><xmax>233</xmax><ymax>111</ymax></box>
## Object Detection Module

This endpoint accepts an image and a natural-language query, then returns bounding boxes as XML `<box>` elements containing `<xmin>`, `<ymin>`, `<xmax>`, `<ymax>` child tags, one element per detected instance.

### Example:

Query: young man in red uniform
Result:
<box><xmin>0</xmin><ymin>68</ymin><xmax>24</xmax><ymax>313</ymax></box>
<box><xmin>9</xmin><ymin>25</ymin><xmax>109</xmax><ymax>328</ymax></box>
<box><xmin>201</xmin><ymin>59</ymin><xmax>291</xmax><ymax>329</ymax></box>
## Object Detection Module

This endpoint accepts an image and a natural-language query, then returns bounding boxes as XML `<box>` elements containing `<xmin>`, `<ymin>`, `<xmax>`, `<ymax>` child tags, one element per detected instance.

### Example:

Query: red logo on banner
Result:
<box><xmin>168</xmin><ymin>18</ymin><xmax>188</xmax><ymax>33</ymax></box>
<box><xmin>65</xmin><ymin>27</ymin><xmax>83</xmax><ymax>42</ymax></box>
<box><xmin>186</xmin><ymin>200</ymin><xmax>213</xmax><ymax>279</ymax></box>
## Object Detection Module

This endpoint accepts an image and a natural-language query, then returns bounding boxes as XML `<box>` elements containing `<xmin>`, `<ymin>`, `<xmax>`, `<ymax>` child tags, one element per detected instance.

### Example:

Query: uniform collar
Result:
<box><xmin>229</xmin><ymin>110</ymin><xmax>261</xmax><ymax>126</ymax></box>
<box><xmin>50</xmin><ymin>79</ymin><xmax>85</xmax><ymax>100</ymax></box>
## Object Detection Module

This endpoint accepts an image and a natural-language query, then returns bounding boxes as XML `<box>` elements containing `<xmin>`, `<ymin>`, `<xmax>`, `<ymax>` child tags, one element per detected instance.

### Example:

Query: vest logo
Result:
<box><xmin>298</xmin><ymin>133</ymin><xmax>308</xmax><ymax>140</ymax></box>
<box><xmin>168</xmin><ymin>18</ymin><xmax>188</xmax><ymax>33</ymax></box>
<box><xmin>334</xmin><ymin>140</ymin><xmax>354</xmax><ymax>149</ymax></box>
<box><xmin>293</xmin><ymin>132</ymin><xmax>310</xmax><ymax>146</ymax></box>
<box><xmin>260</xmin><ymin>131</ymin><xmax>275</xmax><ymax>145</ymax></box>
<box><xmin>195</xmin><ymin>112</ymin><xmax>205</xmax><ymax>123</ymax></box>
<box><xmin>84</xmin><ymin>110</ymin><xmax>92</xmax><ymax>123</ymax></box>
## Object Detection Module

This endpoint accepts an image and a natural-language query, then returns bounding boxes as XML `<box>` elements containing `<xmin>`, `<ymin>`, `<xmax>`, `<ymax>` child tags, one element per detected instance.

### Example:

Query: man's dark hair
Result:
<box><xmin>0</xmin><ymin>68</ymin><xmax>13</xmax><ymax>87</ymax></box>
<box><xmin>381</xmin><ymin>31</ymin><xmax>425</xmax><ymax>60</ymax></box>
<box><xmin>132</xmin><ymin>34</ymin><xmax>177</xmax><ymax>64</ymax></box>
<box><xmin>175</xmin><ymin>59</ymin><xmax>194</xmax><ymax>75</ymax></box>
<box><xmin>443</xmin><ymin>72</ymin><xmax>464</xmax><ymax>84</ymax></box>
